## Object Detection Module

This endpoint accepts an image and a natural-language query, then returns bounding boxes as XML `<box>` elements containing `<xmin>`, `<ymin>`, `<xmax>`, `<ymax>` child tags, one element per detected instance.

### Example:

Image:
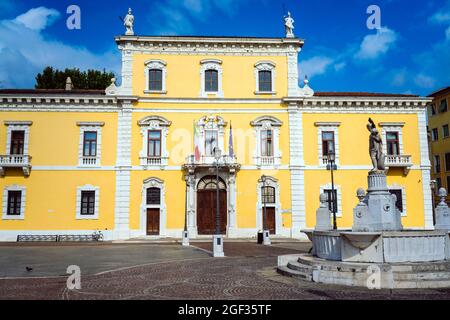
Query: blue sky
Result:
<box><xmin>0</xmin><ymin>0</ymin><xmax>449</xmax><ymax>96</ymax></box>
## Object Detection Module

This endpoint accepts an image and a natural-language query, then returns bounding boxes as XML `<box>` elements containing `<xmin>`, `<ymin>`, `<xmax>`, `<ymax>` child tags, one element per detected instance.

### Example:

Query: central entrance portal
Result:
<box><xmin>197</xmin><ymin>176</ymin><xmax>227</xmax><ymax>235</ymax></box>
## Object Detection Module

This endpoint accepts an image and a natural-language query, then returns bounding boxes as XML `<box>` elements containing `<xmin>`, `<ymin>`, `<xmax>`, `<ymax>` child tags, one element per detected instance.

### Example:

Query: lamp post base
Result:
<box><xmin>213</xmin><ymin>235</ymin><xmax>225</xmax><ymax>257</ymax></box>
<box><xmin>182</xmin><ymin>230</ymin><xmax>189</xmax><ymax>246</ymax></box>
<box><xmin>263</xmin><ymin>230</ymin><xmax>271</xmax><ymax>245</ymax></box>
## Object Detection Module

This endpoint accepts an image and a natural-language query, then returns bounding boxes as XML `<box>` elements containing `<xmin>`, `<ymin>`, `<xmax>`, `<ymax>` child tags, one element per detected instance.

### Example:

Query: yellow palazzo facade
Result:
<box><xmin>0</xmin><ymin>32</ymin><xmax>433</xmax><ymax>241</ymax></box>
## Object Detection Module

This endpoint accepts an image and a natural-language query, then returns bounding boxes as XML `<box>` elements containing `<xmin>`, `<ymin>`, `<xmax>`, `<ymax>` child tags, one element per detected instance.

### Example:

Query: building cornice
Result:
<box><xmin>115</xmin><ymin>35</ymin><xmax>303</xmax><ymax>56</ymax></box>
<box><xmin>283</xmin><ymin>96</ymin><xmax>431</xmax><ymax>109</ymax></box>
<box><xmin>0</xmin><ymin>95</ymin><xmax>117</xmax><ymax>105</ymax></box>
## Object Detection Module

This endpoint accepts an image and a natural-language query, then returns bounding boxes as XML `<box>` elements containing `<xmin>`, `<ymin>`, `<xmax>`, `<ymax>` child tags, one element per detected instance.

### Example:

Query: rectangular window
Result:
<box><xmin>446</xmin><ymin>153</ymin><xmax>450</xmax><ymax>172</ymax></box>
<box><xmin>7</xmin><ymin>191</ymin><xmax>21</xmax><ymax>216</ymax></box>
<box><xmin>205</xmin><ymin>130</ymin><xmax>218</xmax><ymax>156</ymax></box>
<box><xmin>431</xmin><ymin>104</ymin><xmax>436</xmax><ymax>116</ymax></box>
<box><xmin>258</xmin><ymin>70</ymin><xmax>272</xmax><ymax>92</ymax></box>
<box><xmin>205</xmin><ymin>70</ymin><xmax>218</xmax><ymax>92</ymax></box>
<box><xmin>324</xmin><ymin>189</ymin><xmax>338</xmax><ymax>214</ymax></box>
<box><xmin>439</xmin><ymin>99</ymin><xmax>448</xmax><ymax>113</ymax></box>
<box><xmin>149</xmin><ymin>69</ymin><xmax>163</xmax><ymax>91</ymax></box>
<box><xmin>435</xmin><ymin>155</ymin><xmax>441</xmax><ymax>173</ymax></box>
<box><xmin>386</xmin><ymin>132</ymin><xmax>400</xmax><ymax>156</ymax></box>
<box><xmin>432</xmin><ymin>128</ymin><xmax>439</xmax><ymax>141</ymax></box>
<box><xmin>447</xmin><ymin>176</ymin><xmax>450</xmax><ymax>191</ymax></box>
<box><xmin>389</xmin><ymin>189</ymin><xmax>403</xmax><ymax>213</ymax></box>
<box><xmin>261</xmin><ymin>130</ymin><xmax>274</xmax><ymax>157</ymax></box>
<box><xmin>80</xmin><ymin>191</ymin><xmax>95</xmax><ymax>216</ymax></box>
<box><xmin>262</xmin><ymin>186</ymin><xmax>276</xmax><ymax>204</ymax></box>
<box><xmin>10</xmin><ymin>130</ymin><xmax>25</xmax><ymax>155</ymax></box>
<box><xmin>83</xmin><ymin>131</ymin><xmax>97</xmax><ymax>157</ymax></box>
<box><xmin>147</xmin><ymin>130</ymin><xmax>162</xmax><ymax>157</ymax></box>
<box><xmin>444</xmin><ymin>125</ymin><xmax>450</xmax><ymax>138</ymax></box>
<box><xmin>321</xmin><ymin>131</ymin><xmax>335</xmax><ymax>158</ymax></box>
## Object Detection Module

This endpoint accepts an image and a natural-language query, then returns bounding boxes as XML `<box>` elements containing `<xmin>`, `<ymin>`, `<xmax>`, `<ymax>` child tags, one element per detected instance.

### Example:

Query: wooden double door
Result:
<box><xmin>197</xmin><ymin>190</ymin><xmax>227</xmax><ymax>235</ymax></box>
<box><xmin>147</xmin><ymin>208</ymin><xmax>160</xmax><ymax>235</ymax></box>
<box><xmin>263</xmin><ymin>207</ymin><xmax>276</xmax><ymax>235</ymax></box>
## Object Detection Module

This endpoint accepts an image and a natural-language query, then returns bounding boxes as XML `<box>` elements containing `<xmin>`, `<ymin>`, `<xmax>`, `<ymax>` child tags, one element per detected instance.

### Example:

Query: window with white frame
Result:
<box><xmin>77</xmin><ymin>122</ymin><xmax>104</xmax><ymax>166</ymax></box>
<box><xmin>256</xmin><ymin>176</ymin><xmax>282</xmax><ymax>234</ymax></box>
<box><xmin>138</xmin><ymin>116</ymin><xmax>171</xmax><ymax>167</ymax></box>
<box><xmin>144</xmin><ymin>60</ymin><xmax>167</xmax><ymax>94</ymax></box>
<box><xmin>388</xmin><ymin>184</ymin><xmax>407</xmax><ymax>217</ymax></box>
<box><xmin>432</xmin><ymin>128</ymin><xmax>439</xmax><ymax>141</ymax></box>
<box><xmin>254</xmin><ymin>61</ymin><xmax>276</xmax><ymax>94</ymax></box>
<box><xmin>2</xmin><ymin>185</ymin><xmax>26</xmax><ymax>220</ymax></box>
<box><xmin>195</xmin><ymin>115</ymin><xmax>227</xmax><ymax>161</ymax></box>
<box><xmin>320</xmin><ymin>184</ymin><xmax>342</xmax><ymax>217</ymax></box>
<box><xmin>76</xmin><ymin>185</ymin><xmax>99</xmax><ymax>220</ymax></box>
<box><xmin>200</xmin><ymin>59</ymin><xmax>223</xmax><ymax>97</ymax></box>
<box><xmin>251</xmin><ymin>116</ymin><xmax>283</xmax><ymax>167</ymax></box>
<box><xmin>315</xmin><ymin>122</ymin><xmax>341</xmax><ymax>166</ymax></box>
<box><xmin>4</xmin><ymin>121</ymin><xmax>32</xmax><ymax>156</ymax></box>
<box><xmin>379</xmin><ymin>122</ymin><xmax>405</xmax><ymax>156</ymax></box>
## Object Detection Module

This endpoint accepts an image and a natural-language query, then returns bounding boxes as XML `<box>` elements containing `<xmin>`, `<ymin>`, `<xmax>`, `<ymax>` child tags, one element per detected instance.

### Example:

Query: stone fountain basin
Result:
<box><xmin>340</xmin><ymin>232</ymin><xmax>381</xmax><ymax>250</ymax></box>
<box><xmin>303</xmin><ymin>229</ymin><xmax>450</xmax><ymax>263</ymax></box>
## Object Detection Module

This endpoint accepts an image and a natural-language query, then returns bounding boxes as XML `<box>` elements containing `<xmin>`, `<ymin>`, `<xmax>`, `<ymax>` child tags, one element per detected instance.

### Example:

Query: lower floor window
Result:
<box><xmin>81</xmin><ymin>191</ymin><xmax>95</xmax><ymax>216</ymax></box>
<box><xmin>389</xmin><ymin>189</ymin><xmax>403</xmax><ymax>213</ymax></box>
<box><xmin>7</xmin><ymin>191</ymin><xmax>21</xmax><ymax>216</ymax></box>
<box><xmin>324</xmin><ymin>189</ymin><xmax>338</xmax><ymax>213</ymax></box>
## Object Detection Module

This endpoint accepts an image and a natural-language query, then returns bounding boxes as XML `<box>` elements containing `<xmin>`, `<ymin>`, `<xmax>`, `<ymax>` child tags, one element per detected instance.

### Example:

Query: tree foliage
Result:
<box><xmin>35</xmin><ymin>67</ymin><xmax>115</xmax><ymax>90</ymax></box>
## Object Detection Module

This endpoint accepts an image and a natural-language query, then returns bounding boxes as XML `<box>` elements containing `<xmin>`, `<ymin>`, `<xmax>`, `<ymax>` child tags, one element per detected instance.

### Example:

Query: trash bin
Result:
<box><xmin>257</xmin><ymin>231</ymin><xmax>263</xmax><ymax>244</ymax></box>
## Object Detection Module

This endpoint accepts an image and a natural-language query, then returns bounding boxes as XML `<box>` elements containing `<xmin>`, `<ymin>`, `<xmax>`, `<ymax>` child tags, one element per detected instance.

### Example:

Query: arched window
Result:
<box><xmin>262</xmin><ymin>186</ymin><xmax>276</xmax><ymax>204</ymax></box>
<box><xmin>198</xmin><ymin>176</ymin><xmax>227</xmax><ymax>190</ymax></box>
<box><xmin>149</xmin><ymin>69</ymin><xmax>163</xmax><ymax>91</ymax></box>
<box><xmin>147</xmin><ymin>187</ymin><xmax>161</xmax><ymax>205</ymax></box>
<box><xmin>205</xmin><ymin>70</ymin><xmax>218</xmax><ymax>92</ymax></box>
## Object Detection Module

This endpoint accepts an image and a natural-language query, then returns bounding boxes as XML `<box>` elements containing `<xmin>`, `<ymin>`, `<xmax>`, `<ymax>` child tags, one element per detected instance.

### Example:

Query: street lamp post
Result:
<box><xmin>430</xmin><ymin>180</ymin><xmax>437</xmax><ymax>226</ymax></box>
<box><xmin>182</xmin><ymin>175</ymin><xmax>190</xmax><ymax>246</ymax></box>
<box><xmin>326</xmin><ymin>151</ymin><xmax>337</xmax><ymax>230</ymax></box>
<box><xmin>261</xmin><ymin>175</ymin><xmax>271</xmax><ymax>245</ymax></box>
<box><xmin>213</xmin><ymin>147</ymin><xmax>224</xmax><ymax>257</ymax></box>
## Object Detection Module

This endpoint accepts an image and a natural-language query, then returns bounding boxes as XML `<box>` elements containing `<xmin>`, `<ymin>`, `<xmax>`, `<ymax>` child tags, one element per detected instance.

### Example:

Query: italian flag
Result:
<box><xmin>194</xmin><ymin>121</ymin><xmax>201</xmax><ymax>162</ymax></box>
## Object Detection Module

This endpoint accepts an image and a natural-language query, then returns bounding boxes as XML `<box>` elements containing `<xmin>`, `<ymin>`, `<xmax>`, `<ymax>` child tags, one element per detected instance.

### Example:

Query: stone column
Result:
<box><xmin>435</xmin><ymin>188</ymin><xmax>450</xmax><ymax>231</ymax></box>
<box><xmin>113</xmin><ymin>101</ymin><xmax>133</xmax><ymax>240</ymax></box>
<box><xmin>418</xmin><ymin>109</ymin><xmax>434</xmax><ymax>229</ymax></box>
<box><xmin>288</xmin><ymin>102</ymin><xmax>306</xmax><ymax>238</ymax></box>
<box><xmin>227</xmin><ymin>172</ymin><xmax>238</xmax><ymax>237</ymax></box>
<box><xmin>187</xmin><ymin>174</ymin><xmax>197</xmax><ymax>237</ymax></box>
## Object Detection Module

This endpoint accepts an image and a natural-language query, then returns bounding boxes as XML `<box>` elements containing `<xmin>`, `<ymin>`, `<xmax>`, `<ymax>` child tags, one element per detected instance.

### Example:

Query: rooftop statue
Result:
<box><xmin>367</xmin><ymin>118</ymin><xmax>385</xmax><ymax>172</ymax></box>
<box><xmin>284</xmin><ymin>11</ymin><xmax>295</xmax><ymax>38</ymax></box>
<box><xmin>124</xmin><ymin>8</ymin><xmax>134</xmax><ymax>36</ymax></box>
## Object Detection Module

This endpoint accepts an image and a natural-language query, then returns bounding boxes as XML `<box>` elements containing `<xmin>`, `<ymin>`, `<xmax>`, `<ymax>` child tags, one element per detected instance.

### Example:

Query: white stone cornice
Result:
<box><xmin>0</xmin><ymin>95</ymin><xmax>117</xmax><ymax>105</ymax></box>
<box><xmin>115</xmin><ymin>36</ymin><xmax>303</xmax><ymax>56</ymax></box>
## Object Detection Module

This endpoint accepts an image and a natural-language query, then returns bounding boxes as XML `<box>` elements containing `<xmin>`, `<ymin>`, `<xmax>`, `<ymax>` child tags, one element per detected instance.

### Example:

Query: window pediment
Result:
<box><xmin>250</xmin><ymin>116</ymin><xmax>283</xmax><ymax>127</ymax></box>
<box><xmin>144</xmin><ymin>59</ymin><xmax>167</xmax><ymax>68</ymax></box>
<box><xmin>138</xmin><ymin>116</ymin><xmax>172</xmax><ymax>127</ymax></box>
<box><xmin>255</xmin><ymin>61</ymin><xmax>276</xmax><ymax>69</ymax></box>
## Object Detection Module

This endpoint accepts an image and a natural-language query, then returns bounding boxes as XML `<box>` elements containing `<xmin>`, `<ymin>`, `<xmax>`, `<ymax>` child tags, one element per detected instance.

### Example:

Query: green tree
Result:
<box><xmin>35</xmin><ymin>67</ymin><xmax>115</xmax><ymax>90</ymax></box>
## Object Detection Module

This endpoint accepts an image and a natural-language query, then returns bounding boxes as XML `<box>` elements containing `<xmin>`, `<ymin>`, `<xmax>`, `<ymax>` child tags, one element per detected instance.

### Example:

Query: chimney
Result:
<box><xmin>65</xmin><ymin>77</ymin><xmax>74</xmax><ymax>91</ymax></box>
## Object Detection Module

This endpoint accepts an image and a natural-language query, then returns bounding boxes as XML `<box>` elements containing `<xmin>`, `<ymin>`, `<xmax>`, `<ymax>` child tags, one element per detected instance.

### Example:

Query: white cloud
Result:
<box><xmin>446</xmin><ymin>25</ymin><xmax>450</xmax><ymax>40</ymax></box>
<box><xmin>0</xmin><ymin>7</ymin><xmax>120</xmax><ymax>88</ymax></box>
<box><xmin>391</xmin><ymin>68</ymin><xmax>407</xmax><ymax>87</ymax></box>
<box><xmin>414</xmin><ymin>74</ymin><xmax>436</xmax><ymax>89</ymax></box>
<box><xmin>334</xmin><ymin>62</ymin><xmax>346</xmax><ymax>72</ymax></box>
<box><xmin>354</xmin><ymin>27</ymin><xmax>398</xmax><ymax>60</ymax></box>
<box><xmin>14</xmin><ymin>7</ymin><xmax>60</xmax><ymax>31</ymax></box>
<box><xmin>299</xmin><ymin>56</ymin><xmax>333</xmax><ymax>79</ymax></box>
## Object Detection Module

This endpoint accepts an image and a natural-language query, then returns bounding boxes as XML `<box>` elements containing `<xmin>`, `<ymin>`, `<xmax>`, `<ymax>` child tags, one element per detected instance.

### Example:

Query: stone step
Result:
<box><xmin>287</xmin><ymin>261</ymin><xmax>313</xmax><ymax>273</ymax></box>
<box><xmin>393</xmin><ymin>271</ymin><xmax>450</xmax><ymax>281</ymax></box>
<box><xmin>393</xmin><ymin>279</ymin><xmax>450</xmax><ymax>289</ymax></box>
<box><xmin>277</xmin><ymin>266</ymin><xmax>313</xmax><ymax>281</ymax></box>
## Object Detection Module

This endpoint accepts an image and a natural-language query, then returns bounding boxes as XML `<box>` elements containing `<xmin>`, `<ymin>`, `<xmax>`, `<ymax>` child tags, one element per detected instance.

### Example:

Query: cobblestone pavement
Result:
<box><xmin>1</xmin><ymin>242</ymin><xmax>450</xmax><ymax>300</ymax></box>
